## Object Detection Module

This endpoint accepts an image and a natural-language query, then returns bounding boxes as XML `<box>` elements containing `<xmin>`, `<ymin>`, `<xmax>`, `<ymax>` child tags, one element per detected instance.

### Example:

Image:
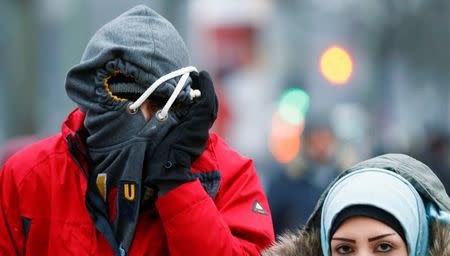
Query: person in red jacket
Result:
<box><xmin>0</xmin><ymin>5</ymin><xmax>274</xmax><ymax>256</ymax></box>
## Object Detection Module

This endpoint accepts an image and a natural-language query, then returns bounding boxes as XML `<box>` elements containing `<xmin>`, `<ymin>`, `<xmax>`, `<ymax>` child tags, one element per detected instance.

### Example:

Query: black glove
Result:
<box><xmin>144</xmin><ymin>71</ymin><xmax>218</xmax><ymax>196</ymax></box>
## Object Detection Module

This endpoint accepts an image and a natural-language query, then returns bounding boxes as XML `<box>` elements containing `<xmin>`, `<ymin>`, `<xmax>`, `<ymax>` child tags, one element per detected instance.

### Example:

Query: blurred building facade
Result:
<box><xmin>1</xmin><ymin>0</ymin><xmax>450</xmax><ymax>190</ymax></box>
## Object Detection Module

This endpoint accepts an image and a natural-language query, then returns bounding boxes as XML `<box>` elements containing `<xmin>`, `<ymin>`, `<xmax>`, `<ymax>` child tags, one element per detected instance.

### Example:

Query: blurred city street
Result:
<box><xmin>1</xmin><ymin>0</ymin><xmax>450</xmax><ymax>235</ymax></box>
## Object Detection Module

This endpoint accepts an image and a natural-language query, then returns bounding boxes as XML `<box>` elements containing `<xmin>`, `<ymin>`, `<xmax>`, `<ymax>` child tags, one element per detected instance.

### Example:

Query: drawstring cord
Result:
<box><xmin>127</xmin><ymin>66</ymin><xmax>201</xmax><ymax>121</ymax></box>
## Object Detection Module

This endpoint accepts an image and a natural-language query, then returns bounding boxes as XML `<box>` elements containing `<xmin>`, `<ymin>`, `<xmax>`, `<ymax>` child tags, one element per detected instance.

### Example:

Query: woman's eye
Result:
<box><xmin>336</xmin><ymin>245</ymin><xmax>354</xmax><ymax>254</ymax></box>
<box><xmin>375</xmin><ymin>242</ymin><xmax>393</xmax><ymax>252</ymax></box>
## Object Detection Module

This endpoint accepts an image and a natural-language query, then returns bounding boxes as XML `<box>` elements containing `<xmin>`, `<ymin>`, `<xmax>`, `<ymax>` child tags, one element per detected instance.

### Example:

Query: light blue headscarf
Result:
<box><xmin>320</xmin><ymin>168</ymin><xmax>429</xmax><ymax>256</ymax></box>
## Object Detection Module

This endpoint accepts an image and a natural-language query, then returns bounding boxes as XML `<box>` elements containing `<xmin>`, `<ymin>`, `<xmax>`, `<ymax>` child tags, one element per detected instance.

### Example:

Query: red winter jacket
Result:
<box><xmin>0</xmin><ymin>109</ymin><xmax>274</xmax><ymax>255</ymax></box>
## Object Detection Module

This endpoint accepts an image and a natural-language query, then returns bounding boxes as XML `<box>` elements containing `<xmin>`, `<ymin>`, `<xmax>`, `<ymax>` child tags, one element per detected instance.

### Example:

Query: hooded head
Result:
<box><xmin>314</xmin><ymin>154</ymin><xmax>450</xmax><ymax>256</ymax></box>
<box><xmin>63</xmin><ymin>6</ymin><xmax>198</xmax><ymax>253</ymax></box>
<box><xmin>66</xmin><ymin>4</ymin><xmax>192</xmax><ymax>114</ymax></box>
<box><xmin>320</xmin><ymin>168</ymin><xmax>429</xmax><ymax>255</ymax></box>
<box><xmin>65</xmin><ymin>4</ymin><xmax>194</xmax><ymax>148</ymax></box>
<box><xmin>263</xmin><ymin>154</ymin><xmax>450</xmax><ymax>256</ymax></box>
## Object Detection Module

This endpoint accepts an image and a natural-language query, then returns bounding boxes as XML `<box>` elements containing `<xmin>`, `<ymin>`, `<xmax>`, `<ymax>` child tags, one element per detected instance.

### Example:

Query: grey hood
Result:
<box><xmin>307</xmin><ymin>153</ymin><xmax>450</xmax><ymax>229</ymax></box>
<box><xmin>66</xmin><ymin>4</ymin><xmax>192</xmax><ymax>113</ymax></box>
<box><xmin>64</xmin><ymin>4</ymin><xmax>194</xmax><ymax>148</ymax></box>
<box><xmin>263</xmin><ymin>154</ymin><xmax>450</xmax><ymax>256</ymax></box>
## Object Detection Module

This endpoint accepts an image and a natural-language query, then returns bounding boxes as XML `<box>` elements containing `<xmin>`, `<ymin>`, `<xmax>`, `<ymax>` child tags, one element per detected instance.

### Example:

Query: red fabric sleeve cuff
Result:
<box><xmin>155</xmin><ymin>179</ymin><xmax>209</xmax><ymax>220</ymax></box>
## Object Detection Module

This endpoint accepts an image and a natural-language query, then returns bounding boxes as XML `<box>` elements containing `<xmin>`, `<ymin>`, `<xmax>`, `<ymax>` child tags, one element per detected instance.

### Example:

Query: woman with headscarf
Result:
<box><xmin>263</xmin><ymin>153</ymin><xmax>450</xmax><ymax>256</ymax></box>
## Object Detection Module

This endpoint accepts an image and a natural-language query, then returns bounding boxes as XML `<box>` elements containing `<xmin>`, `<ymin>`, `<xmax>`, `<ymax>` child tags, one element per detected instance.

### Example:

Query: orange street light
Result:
<box><xmin>320</xmin><ymin>46</ymin><xmax>353</xmax><ymax>85</ymax></box>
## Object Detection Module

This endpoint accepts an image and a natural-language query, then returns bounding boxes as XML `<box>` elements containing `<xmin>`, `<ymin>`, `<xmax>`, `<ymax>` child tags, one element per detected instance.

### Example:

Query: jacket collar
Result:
<box><xmin>62</xmin><ymin>108</ymin><xmax>89</xmax><ymax>179</ymax></box>
<box><xmin>61</xmin><ymin>108</ymin><xmax>86</xmax><ymax>139</ymax></box>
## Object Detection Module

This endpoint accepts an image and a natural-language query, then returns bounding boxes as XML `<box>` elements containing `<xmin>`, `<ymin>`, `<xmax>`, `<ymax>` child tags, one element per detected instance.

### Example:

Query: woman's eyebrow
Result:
<box><xmin>368</xmin><ymin>233</ymin><xmax>395</xmax><ymax>242</ymax></box>
<box><xmin>332</xmin><ymin>237</ymin><xmax>356</xmax><ymax>243</ymax></box>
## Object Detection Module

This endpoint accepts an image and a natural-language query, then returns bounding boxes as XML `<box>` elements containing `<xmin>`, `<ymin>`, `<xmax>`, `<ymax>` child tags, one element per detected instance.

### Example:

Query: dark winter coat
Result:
<box><xmin>263</xmin><ymin>154</ymin><xmax>450</xmax><ymax>256</ymax></box>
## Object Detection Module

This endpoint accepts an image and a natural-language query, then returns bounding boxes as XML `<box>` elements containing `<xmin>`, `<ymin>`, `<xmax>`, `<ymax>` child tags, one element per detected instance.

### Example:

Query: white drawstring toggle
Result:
<box><xmin>127</xmin><ymin>66</ymin><xmax>200</xmax><ymax>121</ymax></box>
<box><xmin>189</xmin><ymin>89</ymin><xmax>201</xmax><ymax>99</ymax></box>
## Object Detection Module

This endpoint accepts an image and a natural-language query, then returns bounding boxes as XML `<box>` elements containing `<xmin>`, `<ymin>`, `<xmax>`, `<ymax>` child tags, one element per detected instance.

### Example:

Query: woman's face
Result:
<box><xmin>331</xmin><ymin>216</ymin><xmax>407</xmax><ymax>256</ymax></box>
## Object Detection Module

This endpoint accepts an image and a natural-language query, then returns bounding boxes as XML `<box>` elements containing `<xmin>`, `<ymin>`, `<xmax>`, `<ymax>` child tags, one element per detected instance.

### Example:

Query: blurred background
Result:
<box><xmin>1</xmin><ymin>0</ymin><xmax>450</xmax><ymax>235</ymax></box>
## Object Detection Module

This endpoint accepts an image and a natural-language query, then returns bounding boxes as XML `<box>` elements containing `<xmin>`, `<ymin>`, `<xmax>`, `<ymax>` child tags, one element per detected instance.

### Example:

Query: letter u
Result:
<box><xmin>124</xmin><ymin>183</ymin><xmax>135</xmax><ymax>201</ymax></box>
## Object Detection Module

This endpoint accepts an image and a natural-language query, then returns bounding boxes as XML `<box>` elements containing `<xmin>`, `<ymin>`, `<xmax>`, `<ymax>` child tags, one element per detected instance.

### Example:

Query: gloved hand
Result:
<box><xmin>143</xmin><ymin>71</ymin><xmax>218</xmax><ymax>196</ymax></box>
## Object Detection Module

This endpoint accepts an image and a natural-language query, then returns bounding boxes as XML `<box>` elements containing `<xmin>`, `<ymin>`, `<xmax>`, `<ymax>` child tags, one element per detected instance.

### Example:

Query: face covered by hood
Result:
<box><xmin>263</xmin><ymin>154</ymin><xmax>450</xmax><ymax>256</ymax></box>
<box><xmin>65</xmin><ymin>5</ymin><xmax>197</xmax><ymax>254</ymax></box>
<box><xmin>66</xmin><ymin>4</ymin><xmax>193</xmax><ymax>147</ymax></box>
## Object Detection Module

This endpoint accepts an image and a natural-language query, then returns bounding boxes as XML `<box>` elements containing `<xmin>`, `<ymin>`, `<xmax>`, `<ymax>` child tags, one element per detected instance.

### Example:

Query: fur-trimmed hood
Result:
<box><xmin>263</xmin><ymin>221</ymin><xmax>450</xmax><ymax>256</ymax></box>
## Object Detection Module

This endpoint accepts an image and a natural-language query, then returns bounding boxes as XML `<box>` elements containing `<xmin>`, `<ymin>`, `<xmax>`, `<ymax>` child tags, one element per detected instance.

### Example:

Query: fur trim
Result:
<box><xmin>262</xmin><ymin>222</ymin><xmax>450</xmax><ymax>256</ymax></box>
<box><xmin>429</xmin><ymin>221</ymin><xmax>450</xmax><ymax>256</ymax></box>
<box><xmin>262</xmin><ymin>227</ymin><xmax>321</xmax><ymax>256</ymax></box>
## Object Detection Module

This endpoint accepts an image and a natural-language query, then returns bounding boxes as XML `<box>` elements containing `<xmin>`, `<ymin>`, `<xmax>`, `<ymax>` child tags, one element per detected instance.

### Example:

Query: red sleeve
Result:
<box><xmin>155</xmin><ymin>136</ymin><xmax>274</xmax><ymax>256</ymax></box>
<box><xmin>0</xmin><ymin>164</ymin><xmax>25</xmax><ymax>255</ymax></box>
